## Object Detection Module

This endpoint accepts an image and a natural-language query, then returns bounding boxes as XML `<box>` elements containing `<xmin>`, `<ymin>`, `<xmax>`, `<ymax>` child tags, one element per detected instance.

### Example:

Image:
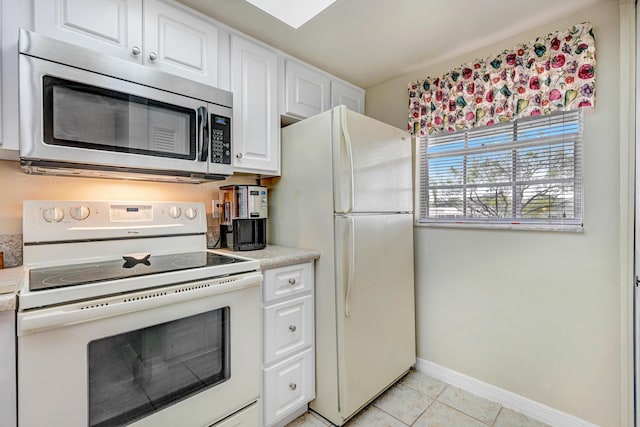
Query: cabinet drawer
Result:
<box><xmin>263</xmin><ymin>348</ymin><xmax>314</xmax><ymax>427</ymax></box>
<box><xmin>263</xmin><ymin>262</ymin><xmax>312</xmax><ymax>303</ymax></box>
<box><xmin>264</xmin><ymin>295</ymin><xmax>313</xmax><ymax>365</ymax></box>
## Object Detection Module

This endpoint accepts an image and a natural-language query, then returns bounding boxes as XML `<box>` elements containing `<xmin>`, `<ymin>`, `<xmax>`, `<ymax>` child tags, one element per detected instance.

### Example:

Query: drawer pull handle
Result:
<box><xmin>288</xmin><ymin>278</ymin><xmax>296</xmax><ymax>285</ymax></box>
<box><xmin>289</xmin><ymin>383</ymin><xmax>297</xmax><ymax>390</ymax></box>
<box><xmin>289</xmin><ymin>325</ymin><xmax>297</xmax><ymax>332</ymax></box>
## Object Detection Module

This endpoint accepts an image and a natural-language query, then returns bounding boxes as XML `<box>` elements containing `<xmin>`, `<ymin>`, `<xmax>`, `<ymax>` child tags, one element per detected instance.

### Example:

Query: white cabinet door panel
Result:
<box><xmin>331</xmin><ymin>80</ymin><xmax>365</xmax><ymax>114</ymax></box>
<box><xmin>284</xmin><ymin>60</ymin><xmax>330</xmax><ymax>119</ymax></box>
<box><xmin>263</xmin><ymin>349</ymin><xmax>314</xmax><ymax>427</ymax></box>
<box><xmin>34</xmin><ymin>0</ymin><xmax>143</xmax><ymax>62</ymax></box>
<box><xmin>144</xmin><ymin>0</ymin><xmax>219</xmax><ymax>87</ymax></box>
<box><xmin>0</xmin><ymin>311</ymin><xmax>16</xmax><ymax>427</ymax></box>
<box><xmin>263</xmin><ymin>262</ymin><xmax>312</xmax><ymax>303</ymax></box>
<box><xmin>264</xmin><ymin>295</ymin><xmax>313</xmax><ymax>365</ymax></box>
<box><xmin>231</xmin><ymin>35</ymin><xmax>279</xmax><ymax>175</ymax></box>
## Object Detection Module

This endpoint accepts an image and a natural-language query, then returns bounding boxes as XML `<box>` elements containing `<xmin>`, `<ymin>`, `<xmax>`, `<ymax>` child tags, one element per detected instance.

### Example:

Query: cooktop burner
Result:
<box><xmin>29</xmin><ymin>252</ymin><xmax>245</xmax><ymax>291</ymax></box>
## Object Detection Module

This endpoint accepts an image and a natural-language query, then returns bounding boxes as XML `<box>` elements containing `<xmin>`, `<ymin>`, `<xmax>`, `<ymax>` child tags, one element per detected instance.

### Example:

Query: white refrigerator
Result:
<box><xmin>268</xmin><ymin>105</ymin><xmax>416</xmax><ymax>425</ymax></box>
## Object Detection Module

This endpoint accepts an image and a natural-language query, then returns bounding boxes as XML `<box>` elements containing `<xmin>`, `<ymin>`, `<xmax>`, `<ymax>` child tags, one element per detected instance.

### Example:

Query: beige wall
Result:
<box><xmin>366</xmin><ymin>1</ymin><xmax>627</xmax><ymax>426</ymax></box>
<box><xmin>0</xmin><ymin>160</ymin><xmax>257</xmax><ymax>234</ymax></box>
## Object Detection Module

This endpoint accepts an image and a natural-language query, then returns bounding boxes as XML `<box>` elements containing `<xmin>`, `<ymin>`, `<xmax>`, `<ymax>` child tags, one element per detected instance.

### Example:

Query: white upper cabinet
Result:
<box><xmin>143</xmin><ymin>0</ymin><xmax>224</xmax><ymax>87</ymax></box>
<box><xmin>33</xmin><ymin>0</ymin><xmax>225</xmax><ymax>87</ymax></box>
<box><xmin>1</xmin><ymin>0</ymin><xmax>31</xmax><ymax>157</ymax></box>
<box><xmin>284</xmin><ymin>59</ymin><xmax>330</xmax><ymax>120</ymax></box>
<box><xmin>282</xmin><ymin>58</ymin><xmax>365</xmax><ymax>120</ymax></box>
<box><xmin>34</xmin><ymin>0</ymin><xmax>143</xmax><ymax>62</ymax></box>
<box><xmin>230</xmin><ymin>35</ymin><xmax>279</xmax><ymax>176</ymax></box>
<box><xmin>331</xmin><ymin>80</ymin><xmax>365</xmax><ymax>114</ymax></box>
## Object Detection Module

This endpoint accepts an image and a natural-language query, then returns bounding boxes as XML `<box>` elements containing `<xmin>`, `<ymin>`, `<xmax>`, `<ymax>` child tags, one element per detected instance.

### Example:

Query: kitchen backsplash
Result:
<box><xmin>0</xmin><ymin>234</ymin><xmax>23</xmax><ymax>268</ymax></box>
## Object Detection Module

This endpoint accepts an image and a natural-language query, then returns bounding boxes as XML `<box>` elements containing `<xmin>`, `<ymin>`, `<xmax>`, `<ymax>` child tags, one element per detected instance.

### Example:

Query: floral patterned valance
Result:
<box><xmin>408</xmin><ymin>22</ymin><xmax>596</xmax><ymax>136</ymax></box>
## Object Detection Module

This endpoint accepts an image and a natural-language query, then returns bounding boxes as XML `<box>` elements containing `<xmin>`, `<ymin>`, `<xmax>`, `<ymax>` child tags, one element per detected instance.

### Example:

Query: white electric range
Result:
<box><xmin>17</xmin><ymin>200</ymin><xmax>262</xmax><ymax>427</ymax></box>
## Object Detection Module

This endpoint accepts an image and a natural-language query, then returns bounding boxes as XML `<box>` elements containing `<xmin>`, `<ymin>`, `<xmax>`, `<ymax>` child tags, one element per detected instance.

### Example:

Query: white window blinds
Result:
<box><xmin>417</xmin><ymin>110</ymin><xmax>583</xmax><ymax>229</ymax></box>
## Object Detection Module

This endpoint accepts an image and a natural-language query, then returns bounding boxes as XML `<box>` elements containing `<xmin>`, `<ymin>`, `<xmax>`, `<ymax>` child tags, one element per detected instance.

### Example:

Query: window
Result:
<box><xmin>417</xmin><ymin>110</ymin><xmax>583</xmax><ymax>230</ymax></box>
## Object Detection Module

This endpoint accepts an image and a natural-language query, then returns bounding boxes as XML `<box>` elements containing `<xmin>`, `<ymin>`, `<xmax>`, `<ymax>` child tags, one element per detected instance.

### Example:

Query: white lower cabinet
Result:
<box><xmin>263</xmin><ymin>349</ymin><xmax>314</xmax><ymax>427</ymax></box>
<box><xmin>0</xmin><ymin>310</ymin><xmax>16</xmax><ymax>427</ymax></box>
<box><xmin>262</xmin><ymin>262</ymin><xmax>315</xmax><ymax>427</ymax></box>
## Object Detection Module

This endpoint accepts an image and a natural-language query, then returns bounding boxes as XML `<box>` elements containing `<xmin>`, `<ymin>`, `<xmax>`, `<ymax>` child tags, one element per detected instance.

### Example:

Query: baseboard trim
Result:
<box><xmin>415</xmin><ymin>358</ymin><xmax>599</xmax><ymax>427</ymax></box>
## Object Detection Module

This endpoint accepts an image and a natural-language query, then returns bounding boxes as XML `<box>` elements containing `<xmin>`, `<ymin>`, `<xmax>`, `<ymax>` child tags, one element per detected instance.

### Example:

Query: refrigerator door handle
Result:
<box><xmin>340</xmin><ymin>107</ymin><xmax>356</xmax><ymax>214</ymax></box>
<box><xmin>344</xmin><ymin>216</ymin><xmax>355</xmax><ymax>317</ymax></box>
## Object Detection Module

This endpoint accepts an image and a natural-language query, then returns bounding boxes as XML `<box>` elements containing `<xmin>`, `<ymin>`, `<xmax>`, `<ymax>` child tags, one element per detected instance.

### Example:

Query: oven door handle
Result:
<box><xmin>18</xmin><ymin>272</ymin><xmax>262</xmax><ymax>335</ymax></box>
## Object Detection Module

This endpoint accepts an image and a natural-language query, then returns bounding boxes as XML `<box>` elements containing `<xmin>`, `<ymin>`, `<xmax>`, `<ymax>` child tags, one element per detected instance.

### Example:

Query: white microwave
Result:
<box><xmin>18</xmin><ymin>29</ymin><xmax>233</xmax><ymax>182</ymax></box>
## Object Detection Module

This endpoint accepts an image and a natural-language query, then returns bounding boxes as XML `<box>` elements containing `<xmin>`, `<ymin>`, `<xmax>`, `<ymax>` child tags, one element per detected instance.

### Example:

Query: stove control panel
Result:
<box><xmin>24</xmin><ymin>200</ymin><xmax>206</xmax><ymax>244</ymax></box>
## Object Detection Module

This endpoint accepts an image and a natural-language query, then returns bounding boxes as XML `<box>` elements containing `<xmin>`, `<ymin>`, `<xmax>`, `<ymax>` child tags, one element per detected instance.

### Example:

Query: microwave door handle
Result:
<box><xmin>197</xmin><ymin>106</ymin><xmax>209</xmax><ymax>162</ymax></box>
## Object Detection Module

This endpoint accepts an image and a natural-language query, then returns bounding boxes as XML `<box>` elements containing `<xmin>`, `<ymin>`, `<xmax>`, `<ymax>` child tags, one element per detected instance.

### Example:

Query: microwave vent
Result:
<box><xmin>153</xmin><ymin>127</ymin><xmax>177</xmax><ymax>151</ymax></box>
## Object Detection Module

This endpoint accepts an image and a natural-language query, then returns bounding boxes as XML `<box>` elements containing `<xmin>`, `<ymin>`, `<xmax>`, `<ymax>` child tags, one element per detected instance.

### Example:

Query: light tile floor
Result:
<box><xmin>286</xmin><ymin>369</ymin><xmax>551</xmax><ymax>427</ymax></box>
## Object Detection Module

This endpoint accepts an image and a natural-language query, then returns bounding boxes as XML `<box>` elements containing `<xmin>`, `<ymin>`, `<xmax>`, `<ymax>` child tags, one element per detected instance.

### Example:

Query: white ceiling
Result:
<box><xmin>176</xmin><ymin>0</ymin><xmax>604</xmax><ymax>89</ymax></box>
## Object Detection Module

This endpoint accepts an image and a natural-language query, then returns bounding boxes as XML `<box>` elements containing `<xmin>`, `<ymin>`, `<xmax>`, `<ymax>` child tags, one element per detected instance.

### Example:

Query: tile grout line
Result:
<box><xmin>434</xmin><ymin>383</ymin><xmax>504</xmax><ymax>426</ymax></box>
<box><xmin>395</xmin><ymin>379</ymin><xmax>449</xmax><ymax>426</ymax></box>
<box><xmin>433</xmin><ymin>399</ymin><xmax>501</xmax><ymax>426</ymax></box>
<box><xmin>407</xmin><ymin>392</ymin><xmax>439</xmax><ymax>426</ymax></box>
<box><xmin>491</xmin><ymin>406</ymin><xmax>505</xmax><ymax>427</ymax></box>
<box><xmin>367</xmin><ymin>405</ymin><xmax>409</xmax><ymax>426</ymax></box>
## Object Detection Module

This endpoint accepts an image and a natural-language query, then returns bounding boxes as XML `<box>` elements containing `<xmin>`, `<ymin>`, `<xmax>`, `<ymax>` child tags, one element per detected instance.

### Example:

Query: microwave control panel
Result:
<box><xmin>210</xmin><ymin>114</ymin><xmax>231</xmax><ymax>165</ymax></box>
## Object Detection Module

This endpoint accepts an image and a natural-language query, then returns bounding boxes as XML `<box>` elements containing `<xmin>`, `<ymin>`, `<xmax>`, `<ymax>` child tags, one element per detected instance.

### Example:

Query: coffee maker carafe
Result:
<box><xmin>219</xmin><ymin>185</ymin><xmax>267</xmax><ymax>251</ymax></box>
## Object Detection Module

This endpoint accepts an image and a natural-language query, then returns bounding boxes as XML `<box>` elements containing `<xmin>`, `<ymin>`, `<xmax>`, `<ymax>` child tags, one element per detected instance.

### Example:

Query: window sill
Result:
<box><xmin>415</xmin><ymin>220</ymin><xmax>584</xmax><ymax>232</ymax></box>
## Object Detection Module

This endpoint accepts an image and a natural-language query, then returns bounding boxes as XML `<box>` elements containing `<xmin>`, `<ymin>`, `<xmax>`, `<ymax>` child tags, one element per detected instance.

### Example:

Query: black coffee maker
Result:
<box><xmin>219</xmin><ymin>185</ymin><xmax>267</xmax><ymax>251</ymax></box>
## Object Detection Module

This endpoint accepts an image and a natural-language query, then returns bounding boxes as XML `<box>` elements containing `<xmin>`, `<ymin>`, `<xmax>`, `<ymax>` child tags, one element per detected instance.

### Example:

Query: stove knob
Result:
<box><xmin>168</xmin><ymin>206</ymin><xmax>182</xmax><ymax>218</ymax></box>
<box><xmin>43</xmin><ymin>207</ymin><xmax>64</xmax><ymax>223</ymax></box>
<box><xmin>184</xmin><ymin>207</ymin><xmax>198</xmax><ymax>220</ymax></box>
<box><xmin>70</xmin><ymin>206</ymin><xmax>90</xmax><ymax>221</ymax></box>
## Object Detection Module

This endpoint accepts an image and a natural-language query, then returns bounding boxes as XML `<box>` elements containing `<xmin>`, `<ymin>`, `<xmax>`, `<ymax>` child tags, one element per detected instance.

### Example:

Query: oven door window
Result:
<box><xmin>88</xmin><ymin>307</ymin><xmax>230</xmax><ymax>427</ymax></box>
<box><xmin>43</xmin><ymin>76</ymin><xmax>197</xmax><ymax>160</ymax></box>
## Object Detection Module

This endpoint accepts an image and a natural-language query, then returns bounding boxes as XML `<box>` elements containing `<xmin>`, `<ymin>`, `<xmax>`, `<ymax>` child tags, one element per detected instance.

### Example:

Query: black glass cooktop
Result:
<box><xmin>29</xmin><ymin>252</ymin><xmax>246</xmax><ymax>291</ymax></box>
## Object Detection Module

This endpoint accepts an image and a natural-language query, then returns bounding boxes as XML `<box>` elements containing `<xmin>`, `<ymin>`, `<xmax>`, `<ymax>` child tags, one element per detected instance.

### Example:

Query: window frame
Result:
<box><xmin>415</xmin><ymin>110</ymin><xmax>584</xmax><ymax>232</ymax></box>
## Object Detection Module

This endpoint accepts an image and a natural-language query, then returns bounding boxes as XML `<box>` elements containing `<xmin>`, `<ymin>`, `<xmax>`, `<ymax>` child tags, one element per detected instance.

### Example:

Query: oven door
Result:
<box><xmin>17</xmin><ymin>272</ymin><xmax>261</xmax><ymax>427</ymax></box>
<box><xmin>19</xmin><ymin>54</ymin><xmax>227</xmax><ymax>176</ymax></box>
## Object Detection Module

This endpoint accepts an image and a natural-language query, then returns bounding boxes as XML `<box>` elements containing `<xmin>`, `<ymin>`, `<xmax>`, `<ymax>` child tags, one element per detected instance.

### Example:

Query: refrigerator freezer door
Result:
<box><xmin>332</xmin><ymin>106</ymin><xmax>413</xmax><ymax>214</ymax></box>
<box><xmin>333</xmin><ymin>213</ymin><xmax>416</xmax><ymax>424</ymax></box>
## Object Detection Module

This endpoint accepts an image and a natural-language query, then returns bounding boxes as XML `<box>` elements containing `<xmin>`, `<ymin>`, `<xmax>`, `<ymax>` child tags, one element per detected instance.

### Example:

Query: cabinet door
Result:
<box><xmin>0</xmin><ymin>310</ymin><xmax>16</xmax><ymax>427</ymax></box>
<box><xmin>264</xmin><ymin>295</ymin><xmax>313</xmax><ymax>365</ymax></box>
<box><xmin>284</xmin><ymin>60</ymin><xmax>330</xmax><ymax>119</ymax></box>
<box><xmin>1</xmin><ymin>0</ymin><xmax>31</xmax><ymax>156</ymax></box>
<box><xmin>230</xmin><ymin>35</ymin><xmax>279</xmax><ymax>175</ymax></box>
<box><xmin>331</xmin><ymin>80</ymin><xmax>365</xmax><ymax>114</ymax></box>
<box><xmin>34</xmin><ymin>0</ymin><xmax>143</xmax><ymax>62</ymax></box>
<box><xmin>263</xmin><ymin>349</ymin><xmax>314</xmax><ymax>427</ymax></box>
<box><xmin>143</xmin><ymin>0</ymin><xmax>221</xmax><ymax>87</ymax></box>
